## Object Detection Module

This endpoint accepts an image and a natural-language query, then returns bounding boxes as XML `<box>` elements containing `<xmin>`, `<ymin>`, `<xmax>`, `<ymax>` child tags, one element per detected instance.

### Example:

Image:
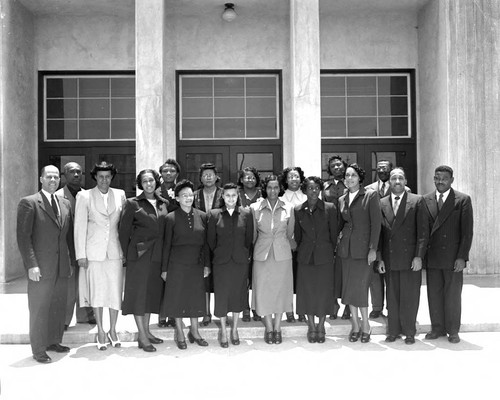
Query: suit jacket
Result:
<box><xmin>337</xmin><ymin>187</ymin><xmax>381</xmax><ymax>260</ymax></box>
<box><xmin>17</xmin><ymin>191</ymin><xmax>74</xmax><ymax>278</ymax></box>
<box><xmin>365</xmin><ymin>180</ymin><xmax>411</xmax><ymax>198</ymax></box>
<box><xmin>207</xmin><ymin>206</ymin><xmax>253</xmax><ymax>265</ymax></box>
<box><xmin>423</xmin><ymin>189</ymin><xmax>473</xmax><ymax>269</ymax></box>
<box><xmin>119</xmin><ymin>193</ymin><xmax>172</xmax><ymax>264</ymax></box>
<box><xmin>294</xmin><ymin>199</ymin><xmax>339</xmax><ymax>266</ymax></box>
<box><xmin>322</xmin><ymin>179</ymin><xmax>346</xmax><ymax>203</ymax></box>
<box><xmin>194</xmin><ymin>187</ymin><xmax>223</xmax><ymax>212</ymax></box>
<box><xmin>74</xmin><ymin>187</ymin><xmax>126</xmax><ymax>262</ymax></box>
<box><xmin>251</xmin><ymin>199</ymin><xmax>296</xmax><ymax>262</ymax></box>
<box><xmin>379</xmin><ymin>192</ymin><xmax>429</xmax><ymax>270</ymax></box>
<box><xmin>55</xmin><ymin>186</ymin><xmax>79</xmax><ymax>217</ymax></box>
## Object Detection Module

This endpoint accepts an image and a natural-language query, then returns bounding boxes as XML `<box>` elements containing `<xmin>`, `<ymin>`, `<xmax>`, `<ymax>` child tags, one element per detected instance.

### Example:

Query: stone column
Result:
<box><xmin>288</xmin><ymin>0</ymin><xmax>321</xmax><ymax>176</ymax></box>
<box><xmin>135</xmin><ymin>0</ymin><xmax>166</xmax><ymax>173</ymax></box>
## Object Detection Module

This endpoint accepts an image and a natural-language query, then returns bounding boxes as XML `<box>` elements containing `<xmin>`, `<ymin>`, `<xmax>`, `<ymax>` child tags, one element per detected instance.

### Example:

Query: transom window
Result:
<box><xmin>179</xmin><ymin>74</ymin><xmax>280</xmax><ymax>140</ymax></box>
<box><xmin>44</xmin><ymin>75</ymin><xmax>135</xmax><ymax>141</ymax></box>
<box><xmin>321</xmin><ymin>73</ymin><xmax>411</xmax><ymax>138</ymax></box>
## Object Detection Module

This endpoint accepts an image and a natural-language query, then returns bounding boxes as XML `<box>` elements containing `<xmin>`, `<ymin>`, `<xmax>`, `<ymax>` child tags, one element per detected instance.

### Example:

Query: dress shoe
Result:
<box><xmin>64</xmin><ymin>324</ymin><xmax>69</xmax><ymax>331</ymax></box>
<box><xmin>405</xmin><ymin>335</ymin><xmax>415</xmax><ymax>345</ymax></box>
<box><xmin>348</xmin><ymin>330</ymin><xmax>361</xmax><ymax>342</ymax></box>
<box><xmin>274</xmin><ymin>331</ymin><xmax>282</xmax><ymax>344</ymax></box>
<box><xmin>33</xmin><ymin>352</ymin><xmax>52</xmax><ymax>363</ymax></box>
<box><xmin>329</xmin><ymin>314</ymin><xmax>337</xmax><ymax>320</ymax></box>
<box><xmin>218</xmin><ymin>332</ymin><xmax>229</xmax><ymax>348</ymax></box>
<box><xmin>166</xmin><ymin>318</ymin><xmax>176</xmax><ymax>328</ymax></box>
<box><xmin>264</xmin><ymin>331</ymin><xmax>274</xmax><ymax>344</ymax></box>
<box><xmin>341</xmin><ymin>307</ymin><xmax>351</xmax><ymax>320</ymax></box>
<box><xmin>307</xmin><ymin>328</ymin><xmax>317</xmax><ymax>343</ymax></box>
<box><xmin>47</xmin><ymin>343</ymin><xmax>70</xmax><ymax>353</ymax></box>
<box><xmin>252</xmin><ymin>311</ymin><xmax>262</xmax><ymax>322</ymax></box>
<box><xmin>369</xmin><ymin>310</ymin><xmax>385</xmax><ymax>319</ymax></box>
<box><xmin>448</xmin><ymin>333</ymin><xmax>460</xmax><ymax>344</ymax></box>
<box><xmin>174</xmin><ymin>332</ymin><xmax>187</xmax><ymax>350</ymax></box>
<box><xmin>187</xmin><ymin>331</ymin><xmax>208</xmax><ymax>346</ymax></box>
<box><xmin>88</xmin><ymin>318</ymin><xmax>97</xmax><ymax>325</ymax></box>
<box><xmin>360</xmin><ymin>330</ymin><xmax>371</xmax><ymax>343</ymax></box>
<box><xmin>147</xmin><ymin>335</ymin><xmax>164</xmax><ymax>345</ymax></box>
<box><xmin>201</xmin><ymin>314</ymin><xmax>212</xmax><ymax>326</ymax></box>
<box><xmin>286</xmin><ymin>312</ymin><xmax>296</xmax><ymax>323</ymax></box>
<box><xmin>298</xmin><ymin>314</ymin><xmax>307</xmax><ymax>323</ymax></box>
<box><xmin>157</xmin><ymin>319</ymin><xmax>168</xmax><ymax>328</ymax></box>
<box><xmin>385</xmin><ymin>335</ymin><xmax>398</xmax><ymax>343</ymax></box>
<box><xmin>242</xmin><ymin>310</ymin><xmax>251</xmax><ymax>322</ymax></box>
<box><xmin>230</xmin><ymin>331</ymin><xmax>240</xmax><ymax>346</ymax></box>
<box><xmin>317</xmin><ymin>330</ymin><xmax>326</xmax><ymax>344</ymax></box>
<box><xmin>138</xmin><ymin>340</ymin><xmax>157</xmax><ymax>352</ymax></box>
<box><xmin>425</xmin><ymin>331</ymin><xmax>446</xmax><ymax>340</ymax></box>
<box><xmin>107</xmin><ymin>333</ymin><xmax>122</xmax><ymax>348</ymax></box>
<box><xmin>96</xmin><ymin>339</ymin><xmax>108</xmax><ymax>351</ymax></box>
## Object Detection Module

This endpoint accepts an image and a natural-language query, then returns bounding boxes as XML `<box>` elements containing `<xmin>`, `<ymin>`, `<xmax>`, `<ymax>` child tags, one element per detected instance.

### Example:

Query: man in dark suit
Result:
<box><xmin>56</xmin><ymin>162</ymin><xmax>95</xmax><ymax>329</ymax></box>
<box><xmin>17</xmin><ymin>165</ymin><xmax>75</xmax><ymax>363</ymax></box>
<box><xmin>377</xmin><ymin>167</ymin><xmax>429</xmax><ymax>344</ymax></box>
<box><xmin>423</xmin><ymin>165</ymin><xmax>473</xmax><ymax>344</ymax></box>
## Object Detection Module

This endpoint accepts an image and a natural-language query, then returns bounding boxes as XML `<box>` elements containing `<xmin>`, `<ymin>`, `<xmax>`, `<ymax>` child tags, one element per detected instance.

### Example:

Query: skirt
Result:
<box><xmin>341</xmin><ymin>257</ymin><xmax>372</xmax><ymax>308</ymax></box>
<box><xmin>296</xmin><ymin>262</ymin><xmax>335</xmax><ymax>316</ymax></box>
<box><xmin>122</xmin><ymin>250</ymin><xmax>163</xmax><ymax>316</ymax></box>
<box><xmin>79</xmin><ymin>257</ymin><xmax>123</xmax><ymax>310</ymax></box>
<box><xmin>213</xmin><ymin>261</ymin><xmax>250</xmax><ymax>317</ymax></box>
<box><xmin>333</xmin><ymin>254</ymin><xmax>343</xmax><ymax>299</ymax></box>
<box><xmin>163</xmin><ymin>261</ymin><xmax>205</xmax><ymax>318</ymax></box>
<box><xmin>252</xmin><ymin>247</ymin><xmax>293</xmax><ymax>316</ymax></box>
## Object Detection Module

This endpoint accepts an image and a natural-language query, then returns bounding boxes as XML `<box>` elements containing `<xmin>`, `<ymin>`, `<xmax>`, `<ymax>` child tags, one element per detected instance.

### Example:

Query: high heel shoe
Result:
<box><xmin>307</xmin><ymin>328</ymin><xmax>317</xmax><ymax>343</ymax></box>
<box><xmin>274</xmin><ymin>330</ymin><xmax>282</xmax><ymax>344</ymax></box>
<box><xmin>230</xmin><ymin>330</ymin><xmax>240</xmax><ymax>346</ymax></box>
<box><xmin>264</xmin><ymin>330</ymin><xmax>274</xmax><ymax>344</ymax></box>
<box><xmin>349</xmin><ymin>330</ymin><xmax>361</xmax><ymax>342</ymax></box>
<box><xmin>107</xmin><ymin>332</ymin><xmax>121</xmax><ymax>348</ymax></box>
<box><xmin>218</xmin><ymin>332</ymin><xmax>229</xmax><ymax>348</ymax></box>
<box><xmin>360</xmin><ymin>330</ymin><xmax>371</xmax><ymax>343</ymax></box>
<box><xmin>201</xmin><ymin>314</ymin><xmax>212</xmax><ymax>326</ymax></box>
<box><xmin>317</xmin><ymin>329</ymin><xmax>326</xmax><ymax>344</ymax></box>
<box><xmin>187</xmin><ymin>331</ymin><xmax>208</xmax><ymax>347</ymax></box>
<box><xmin>96</xmin><ymin>338</ymin><xmax>108</xmax><ymax>351</ymax></box>
<box><xmin>138</xmin><ymin>339</ymin><xmax>156</xmax><ymax>352</ymax></box>
<box><xmin>147</xmin><ymin>335</ymin><xmax>164</xmax><ymax>344</ymax></box>
<box><xmin>174</xmin><ymin>331</ymin><xmax>187</xmax><ymax>350</ymax></box>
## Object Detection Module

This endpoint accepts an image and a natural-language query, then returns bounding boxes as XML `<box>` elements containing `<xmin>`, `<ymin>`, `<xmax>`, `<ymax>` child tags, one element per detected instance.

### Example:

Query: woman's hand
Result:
<box><xmin>203</xmin><ymin>267</ymin><xmax>211</xmax><ymax>278</ymax></box>
<box><xmin>77</xmin><ymin>258</ymin><xmax>88</xmax><ymax>269</ymax></box>
<box><xmin>367</xmin><ymin>249</ymin><xmax>377</xmax><ymax>265</ymax></box>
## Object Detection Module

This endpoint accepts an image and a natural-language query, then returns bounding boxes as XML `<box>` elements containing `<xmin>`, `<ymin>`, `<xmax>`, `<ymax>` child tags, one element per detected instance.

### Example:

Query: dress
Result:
<box><xmin>162</xmin><ymin>207</ymin><xmax>208</xmax><ymax>318</ymax></box>
<box><xmin>337</xmin><ymin>188</ymin><xmax>381</xmax><ymax>308</ymax></box>
<box><xmin>294</xmin><ymin>200</ymin><xmax>339</xmax><ymax>316</ymax></box>
<box><xmin>119</xmin><ymin>193</ymin><xmax>172</xmax><ymax>316</ymax></box>
<box><xmin>207</xmin><ymin>206</ymin><xmax>253</xmax><ymax>317</ymax></box>
<box><xmin>250</xmin><ymin>199</ymin><xmax>295</xmax><ymax>316</ymax></box>
<box><xmin>74</xmin><ymin>187</ymin><xmax>126</xmax><ymax>310</ymax></box>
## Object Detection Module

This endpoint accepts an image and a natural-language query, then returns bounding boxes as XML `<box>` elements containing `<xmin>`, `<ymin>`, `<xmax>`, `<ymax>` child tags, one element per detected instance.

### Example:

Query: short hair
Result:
<box><xmin>198</xmin><ymin>162</ymin><xmax>219</xmax><ymax>184</ymax></box>
<box><xmin>90</xmin><ymin>161</ymin><xmax>117</xmax><ymax>181</ymax></box>
<box><xmin>237</xmin><ymin>166</ymin><xmax>261</xmax><ymax>188</ymax></box>
<box><xmin>390</xmin><ymin>166</ymin><xmax>406</xmax><ymax>178</ymax></box>
<box><xmin>136</xmin><ymin>169</ymin><xmax>161</xmax><ymax>191</ymax></box>
<box><xmin>218</xmin><ymin>182</ymin><xmax>241</xmax><ymax>208</ymax></box>
<box><xmin>159</xmin><ymin>159</ymin><xmax>181</xmax><ymax>174</ymax></box>
<box><xmin>435</xmin><ymin>165</ymin><xmax>454</xmax><ymax>177</ymax></box>
<box><xmin>62</xmin><ymin>162</ymin><xmax>82</xmax><ymax>175</ymax></box>
<box><xmin>174</xmin><ymin>179</ymin><xmax>194</xmax><ymax>197</ymax></box>
<box><xmin>40</xmin><ymin>165</ymin><xmax>60</xmax><ymax>177</ymax></box>
<box><xmin>261</xmin><ymin>174</ymin><xmax>283</xmax><ymax>199</ymax></box>
<box><xmin>280</xmin><ymin>167</ymin><xmax>305</xmax><ymax>190</ymax></box>
<box><xmin>326</xmin><ymin>155</ymin><xmax>347</xmax><ymax>174</ymax></box>
<box><xmin>347</xmin><ymin>163</ymin><xmax>366</xmax><ymax>183</ymax></box>
<box><xmin>301</xmin><ymin>176</ymin><xmax>324</xmax><ymax>193</ymax></box>
<box><xmin>377</xmin><ymin>159</ymin><xmax>393</xmax><ymax>170</ymax></box>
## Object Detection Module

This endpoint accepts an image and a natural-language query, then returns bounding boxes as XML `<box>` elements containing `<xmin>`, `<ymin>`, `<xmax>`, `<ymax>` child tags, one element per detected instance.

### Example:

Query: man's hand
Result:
<box><xmin>204</xmin><ymin>267</ymin><xmax>211</xmax><ymax>278</ymax></box>
<box><xmin>367</xmin><ymin>249</ymin><xmax>377</xmax><ymax>265</ymax></box>
<box><xmin>411</xmin><ymin>257</ymin><xmax>422</xmax><ymax>271</ymax></box>
<box><xmin>28</xmin><ymin>267</ymin><xmax>41</xmax><ymax>281</ymax></box>
<box><xmin>454</xmin><ymin>258</ymin><xmax>466</xmax><ymax>272</ymax></box>
<box><xmin>377</xmin><ymin>260</ymin><xmax>386</xmax><ymax>274</ymax></box>
<box><xmin>161</xmin><ymin>272</ymin><xmax>167</xmax><ymax>281</ymax></box>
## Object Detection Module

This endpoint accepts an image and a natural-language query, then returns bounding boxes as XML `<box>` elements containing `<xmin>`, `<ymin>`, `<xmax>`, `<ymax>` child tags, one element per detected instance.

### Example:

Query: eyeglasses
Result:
<box><xmin>243</xmin><ymin>176</ymin><xmax>256</xmax><ymax>181</ymax></box>
<box><xmin>202</xmin><ymin>174</ymin><xmax>216</xmax><ymax>179</ymax></box>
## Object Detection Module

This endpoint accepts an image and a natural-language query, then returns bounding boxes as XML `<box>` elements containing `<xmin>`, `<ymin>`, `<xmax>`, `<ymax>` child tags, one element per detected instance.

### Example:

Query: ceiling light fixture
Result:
<box><xmin>222</xmin><ymin>3</ymin><xmax>237</xmax><ymax>22</ymax></box>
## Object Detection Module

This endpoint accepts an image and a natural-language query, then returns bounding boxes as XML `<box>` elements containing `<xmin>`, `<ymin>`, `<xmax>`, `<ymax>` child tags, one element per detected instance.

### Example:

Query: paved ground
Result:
<box><xmin>1</xmin><ymin>332</ymin><xmax>499</xmax><ymax>400</ymax></box>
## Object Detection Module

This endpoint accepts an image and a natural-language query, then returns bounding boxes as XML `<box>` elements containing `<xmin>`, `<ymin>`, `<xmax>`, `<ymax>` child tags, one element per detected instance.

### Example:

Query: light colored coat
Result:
<box><xmin>74</xmin><ymin>187</ymin><xmax>125</xmax><ymax>262</ymax></box>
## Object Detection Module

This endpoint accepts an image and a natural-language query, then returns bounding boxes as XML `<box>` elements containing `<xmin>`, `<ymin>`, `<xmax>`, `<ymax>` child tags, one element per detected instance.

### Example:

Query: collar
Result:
<box><xmin>436</xmin><ymin>188</ymin><xmax>451</xmax><ymax>203</ymax></box>
<box><xmin>300</xmin><ymin>199</ymin><xmax>325</xmax><ymax>211</ymax></box>
<box><xmin>222</xmin><ymin>205</ymin><xmax>239</xmax><ymax>215</ymax></box>
<box><xmin>391</xmin><ymin>191</ymin><xmax>405</xmax><ymax>202</ymax></box>
<box><xmin>41</xmin><ymin>189</ymin><xmax>56</xmax><ymax>202</ymax></box>
<box><xmin>258</xmin><ymin>198</ymin><xmax>286</xmax><ymax>211</ymax></box>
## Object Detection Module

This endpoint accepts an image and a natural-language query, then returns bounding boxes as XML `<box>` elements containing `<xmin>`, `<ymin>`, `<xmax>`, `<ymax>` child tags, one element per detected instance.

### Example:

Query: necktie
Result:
<box><xmin>51</xmin><ymin>194</ymin><xmax>59</xmax><ymax>217</ymax></box>
<box><xmin>438</xmin><ymin>193</ymin><xmax>444</xmax><ymax>211</ymax></box>
<box><xmin>393</xmin><ymin>196</ymin><xmax>400</xmax><ymax>215</ymax></box>
<box><xmin>380</xmin><ymin>182</ymin><xmax>385</xmax><ymax>197</ymax></box>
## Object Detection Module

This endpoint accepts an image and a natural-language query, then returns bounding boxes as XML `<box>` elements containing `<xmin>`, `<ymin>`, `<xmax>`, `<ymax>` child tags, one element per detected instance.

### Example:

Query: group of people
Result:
<box><xmin>16</xmin><ymin>155</ymin><xmax>473</xmax><ymax>364</ymax></box>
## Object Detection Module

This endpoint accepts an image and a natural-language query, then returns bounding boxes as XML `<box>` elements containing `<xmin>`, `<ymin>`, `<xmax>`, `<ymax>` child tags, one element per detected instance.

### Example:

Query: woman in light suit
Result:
<box><xmin>251</xmin><ymin>175</ymin><xmax>295</xmax><ymax>345</ymax></box>
<box><xmin>74</xmin><ymin>162</ymin><xmax>126</xmax><ymax>350</ymax></box>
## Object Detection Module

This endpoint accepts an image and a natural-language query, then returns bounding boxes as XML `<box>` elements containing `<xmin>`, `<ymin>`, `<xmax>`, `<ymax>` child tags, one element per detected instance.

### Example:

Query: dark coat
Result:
<box><xmin>322</xmin><ymin>179</ymin><xmax>346</xmax><ymax>203</ymax></box>
<box><xmin>193</xmin><ymin>187</ymin><xmax>223</xmax><ymax>212</ymax></box>
<box><xmin>379</xmin><ymin>192</ymin><xmax>429</xmax><ymax>270</ymax></box>
<box><xmin>207</xmin><ymin>206</ymin><xmax>253</xmax><ymax>265</ymax></box>
<box><xmin>337</xmin><ymin>187</ymin><xmax>381</xmax><ymax>260</ymax></box>
<box><xmin>294</xmin><ymin>200</ymin><xmax>339</xmax><ymax>266</ymax></box>
<box><xmin>423</xmin><ymin>189</ymin><xmax>473</xmax><ymax>269</ymax></box>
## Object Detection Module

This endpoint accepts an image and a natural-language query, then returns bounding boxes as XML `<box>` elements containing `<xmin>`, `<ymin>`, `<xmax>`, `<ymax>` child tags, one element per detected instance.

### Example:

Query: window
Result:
<box><xmin>321</xmin><ymin>73</ymin><xmax>411</xmax><ymax>138</ymax></box>
<box><xmin>179</xmin><ymin>74</ymin><xmax>280</xmax><ymax>140</ymax></box>
<box><xmin>44</xmin><ymin>75</ymin><xmax>135</xmax><ymax>141</ymax></box>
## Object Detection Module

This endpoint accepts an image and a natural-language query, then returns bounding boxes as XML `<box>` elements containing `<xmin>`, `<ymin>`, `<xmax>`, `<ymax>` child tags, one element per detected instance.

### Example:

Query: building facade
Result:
<box><xmin>1</xmin><ymin>0</ymin><xmax>498</xmax><ymax>281</ymax></box>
